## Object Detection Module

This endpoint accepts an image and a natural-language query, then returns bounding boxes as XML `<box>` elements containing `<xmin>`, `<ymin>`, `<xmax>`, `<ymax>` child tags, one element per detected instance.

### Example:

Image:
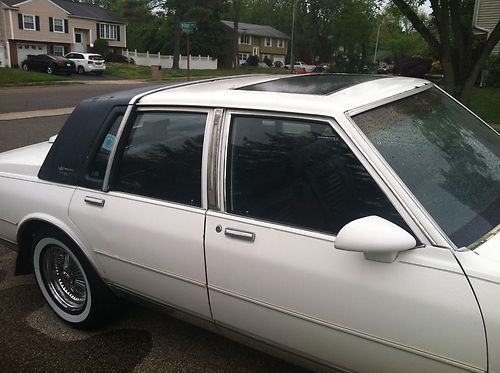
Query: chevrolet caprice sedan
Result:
<box><xmin>0</xmin><ymin>75</ymin><xmax>499</xmax><ymax>372</ymax></box>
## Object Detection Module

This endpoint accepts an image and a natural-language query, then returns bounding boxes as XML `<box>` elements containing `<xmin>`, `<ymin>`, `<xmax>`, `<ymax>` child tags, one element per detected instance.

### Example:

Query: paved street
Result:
<box><xmin>0</xmin><ymin>83</ymin><xmax>309</xmax><ymax>372</ymax></box>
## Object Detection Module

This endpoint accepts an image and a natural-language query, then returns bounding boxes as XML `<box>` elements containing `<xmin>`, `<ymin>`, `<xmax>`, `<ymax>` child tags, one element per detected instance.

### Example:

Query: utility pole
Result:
<box><xmin>290</xmin><ymin>0</ymin><xmax>296</xmax><ymax>74</ymax></box>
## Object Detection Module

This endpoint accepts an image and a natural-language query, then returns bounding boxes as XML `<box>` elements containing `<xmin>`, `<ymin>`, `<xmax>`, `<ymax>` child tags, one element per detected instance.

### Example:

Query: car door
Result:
<box><xmin>69</xmin><ymin>108</ymin><xmax>213</xmax><ymax>319</ymax></box>
<box><xmin>205</xmin><ymin>112</ymin><xmax>486</xmax><ymax>372</ymax></box>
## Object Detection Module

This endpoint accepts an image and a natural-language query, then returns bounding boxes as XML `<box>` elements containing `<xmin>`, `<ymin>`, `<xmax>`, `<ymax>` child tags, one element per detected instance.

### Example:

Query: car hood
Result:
<box><xmin>474</xmin><ymin>228</ymin><xmax>500</xmax><ymax>262</ymax></box>
<box><xmin>0</xmin><ymin>139</ymin><xmax>54</xmax><ymax>178</ymax></box>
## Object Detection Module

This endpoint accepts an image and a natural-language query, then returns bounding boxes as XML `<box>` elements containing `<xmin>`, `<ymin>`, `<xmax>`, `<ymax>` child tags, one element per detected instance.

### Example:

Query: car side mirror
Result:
<box><xmin>334</xmin><ymin>216</ymin><xmax>417</xmax><ymax>263</ymax></box>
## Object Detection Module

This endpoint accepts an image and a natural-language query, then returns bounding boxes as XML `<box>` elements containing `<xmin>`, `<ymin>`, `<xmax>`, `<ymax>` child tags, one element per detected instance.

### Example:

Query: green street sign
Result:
<box><xmin>181</xmin><ymin>21</ymin><xmax>197</xmax><ymax>34</ymax></box>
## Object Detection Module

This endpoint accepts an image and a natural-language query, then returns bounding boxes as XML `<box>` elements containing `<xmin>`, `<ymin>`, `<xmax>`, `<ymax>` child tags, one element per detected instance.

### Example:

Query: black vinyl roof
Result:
<box><xmin>38</xmin><ymin>84</ymin><xmax>167</xmax><ymax>186</ymax></box>
<box><xmin>239</xmin><ymin>74</ymin><xmax>388</xmax><ymax>95</ymax></box>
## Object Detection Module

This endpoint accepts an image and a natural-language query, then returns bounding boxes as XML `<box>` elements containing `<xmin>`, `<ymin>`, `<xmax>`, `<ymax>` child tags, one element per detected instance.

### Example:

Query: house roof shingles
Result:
<box><xmin>1</xmin><ymin>0</ymin><xmax>123</xmax><ymax>23</ymax></box>
<box><xmin>221</xmin><ymin>20</ymin><xmax>289</xmax><ymax>40</ymax></box>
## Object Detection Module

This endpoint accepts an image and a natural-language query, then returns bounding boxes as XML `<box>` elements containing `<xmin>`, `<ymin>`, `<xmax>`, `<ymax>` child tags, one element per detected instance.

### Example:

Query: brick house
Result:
<box><xmin>0</xmin><ymin>0</ymin><xmax>126</xmax><ymax>67</ymax></box>
<box><xmin>221</xmin><ymin>20</ymin><xmax>289</xmax><ymax>67</ymax></box>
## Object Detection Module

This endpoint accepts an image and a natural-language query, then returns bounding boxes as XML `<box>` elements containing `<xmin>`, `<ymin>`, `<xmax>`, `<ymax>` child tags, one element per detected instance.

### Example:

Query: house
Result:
<box><xmin>221</xmin><ymin>20</ymin><xmax>289</xmax><ymax>66</ymax></box>
<box><xmin>0</xmin><ymin>0</ymin><xmax>126</xmax><ymax>67</ymax></box>
<box><xmin>473</xmin><ymin>0</ymin><xmax>500</xmax><ymax>54</ymax></box>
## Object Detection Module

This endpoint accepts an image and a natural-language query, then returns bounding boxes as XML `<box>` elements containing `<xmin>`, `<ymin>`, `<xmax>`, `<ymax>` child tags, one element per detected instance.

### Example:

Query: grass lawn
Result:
<box><xmin>0</xmin><ymin>67</ymin><xmax>72</xmax><ymax>87</ymax></box>
<box><xmin>469</xmin><ymin>87</ymin><xmax>500</xmax><ymax>125</ymax></box>
<box><xmin>104</xmin><ymin>62</ymin><xmax>285</xmax><ymax>80</ymax></box>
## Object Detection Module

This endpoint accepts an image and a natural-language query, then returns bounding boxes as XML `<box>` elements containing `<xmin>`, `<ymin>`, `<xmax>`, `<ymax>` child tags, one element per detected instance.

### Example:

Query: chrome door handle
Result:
<box><xmin>84</xmin><ymin>196</ymin><xmax>105</xmax><ymax>207</ymax></box>
<box><xmin>224</xmin><ymin>228</ymin><xmax>255</xmax><ymax>242</ymax></box>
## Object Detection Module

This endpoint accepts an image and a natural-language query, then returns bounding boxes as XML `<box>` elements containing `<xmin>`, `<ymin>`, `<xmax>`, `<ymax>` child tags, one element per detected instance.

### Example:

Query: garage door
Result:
<box><xmin>17</xmin><ymin>43</ymin><xmax>47</xmax><ymax>65</ymax></box>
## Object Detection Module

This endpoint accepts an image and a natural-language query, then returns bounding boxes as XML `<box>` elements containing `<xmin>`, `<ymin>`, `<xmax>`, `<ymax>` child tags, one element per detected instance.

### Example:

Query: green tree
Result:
<box><xmin>392</xmin><ymin>0</ymin><xmax>500</xmax><ymax>104</ymax></box>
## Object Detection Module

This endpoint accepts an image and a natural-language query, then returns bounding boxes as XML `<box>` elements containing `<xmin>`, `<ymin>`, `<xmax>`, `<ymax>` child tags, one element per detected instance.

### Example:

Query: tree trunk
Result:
<box><xmin>460</xmin><ymin>21</ymin><xmax>500</xmax><ymax>104</ymax></box>
<box><xmin>172</xmin><ymin>5</ymin><xmax>181</xmax><ymax>69</ymax></box>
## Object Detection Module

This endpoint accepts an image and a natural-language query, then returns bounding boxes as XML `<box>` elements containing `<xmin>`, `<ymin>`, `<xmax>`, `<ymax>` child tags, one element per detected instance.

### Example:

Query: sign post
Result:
<box><xmin>181</xmin><ymin>21</ymin><xmax>197</xmax><ymax>81</ymax></box>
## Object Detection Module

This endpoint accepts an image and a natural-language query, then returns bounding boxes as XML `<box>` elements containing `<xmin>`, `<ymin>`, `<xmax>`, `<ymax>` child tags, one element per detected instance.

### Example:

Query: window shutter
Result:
<box><xmin>18</xmin><ymin>13</ymin><xmax>23</xmax><ymax>30</ymax></box>
<box><xmin>35</xmin><ymin>16</ymin><xmax>40</xmax><ymax>31</ymax></box>
<box><xmin>64</xmin><ymin>19</ymin><xmax>68</xmax><ymax>33</ymax></box>
<box><xmin>116</xmin><ymin>25</ymin><xmax>120</xmax><ymax>41</ymax></box>
<box><xmin>96</xmin><ymin>23</ymin><xmax>100</xmax><ymax>39</ymax></box>
<box><xmin>49</xmin><ymin>17</ymin><xmax>53</xmax><ymax>32</ymax></box>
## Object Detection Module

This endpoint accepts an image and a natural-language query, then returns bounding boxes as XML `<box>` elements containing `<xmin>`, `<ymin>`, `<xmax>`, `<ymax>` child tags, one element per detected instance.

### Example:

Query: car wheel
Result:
<box><xmin>77</xmin><ymin>66</ymin><xmax>85</xmax><ymax>75</ymax></box>
<box><xmin>47</xmin><ymin>66</ymin><xmax>53</xmax><ymax>74</ymax></box>
<box><xmin>22</xmin><ymin>63</ymin><xmax>30</xmax><ymax>71</ymax></box>
<box><xmin>32</xmin><ymin>228</ymin><xmax>119</xmax><ymax>329</ymax></box>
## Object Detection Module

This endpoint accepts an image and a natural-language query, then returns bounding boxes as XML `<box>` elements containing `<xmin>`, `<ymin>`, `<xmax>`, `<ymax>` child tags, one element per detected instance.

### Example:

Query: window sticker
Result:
<box><xmin>103</xmin><ymin>134</ymin><xmax>115</xmax><ymax>151</ymax></box>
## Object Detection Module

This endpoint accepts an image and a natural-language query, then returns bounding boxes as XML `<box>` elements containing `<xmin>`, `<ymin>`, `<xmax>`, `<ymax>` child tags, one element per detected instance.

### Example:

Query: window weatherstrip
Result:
<box><xmin>103</xmin><ymin>105</ymin><xmax>133</xmax><ymax>192</ymax></box>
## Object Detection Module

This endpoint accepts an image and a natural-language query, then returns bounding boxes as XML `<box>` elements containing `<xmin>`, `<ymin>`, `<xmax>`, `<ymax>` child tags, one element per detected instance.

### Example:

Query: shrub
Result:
<box><xmin>485</xmin><ymin>54</ymin><xmax>500</xmax><ymax>88</ymax></box>
<box><xmin>246</xmin><ymin>55</ymin><xmax>259</xmax><ymax>67</ymax></box>
<box><xmin>92</xmin><ymin>38</ymin><xmax>109</xmax><ymax>57</ymax></box>
<box><xmin>393</xmin><ymin>57</ymin><xmax>433</xmax><ymax>78</ymax></box>
<box><xmin>262</xmin><ymin>56</ymin><xmax>272</xmax><ymax>67</ymax></box>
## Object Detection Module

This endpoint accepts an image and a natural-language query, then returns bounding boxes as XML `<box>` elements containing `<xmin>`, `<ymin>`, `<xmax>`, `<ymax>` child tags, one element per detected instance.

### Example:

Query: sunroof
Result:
<box><xmin>238</xmin><ymin>74</ymin><xmax>388</xmax><ymax>95</ymax></box>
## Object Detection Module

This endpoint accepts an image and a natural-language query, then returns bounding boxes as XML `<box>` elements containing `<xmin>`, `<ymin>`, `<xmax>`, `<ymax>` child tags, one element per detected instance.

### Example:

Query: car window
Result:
<box><xmin>353</xmin><ymin>88</ymin><xmax>500</xmax><ymax>247</ymax></box>
<box><xmin>87</xmin><ymin>114</ymin><xmax>124</xmax><ymax>182</ymax></box>
<box><xmin>77</xmin><ymin>54</ymin><xmax>84</xmax><ymax>59</ymax></box>
<box><xmin>65</xmin><ymin>53</ymin><xmax>73</xmax><ymax>59</ymax></box>
<box><xmin>89</xmin><ymin>55</ymin><xmax>103</xmax><ymax>61</ymax></box>
<box><xmin>113</xmin><ymin>111</ymin><xmax>207</xmax><ymax>207</ymax></box>
<box><xmin>226</xmin><ymin>115</ymin><xmax>410</xmax><ymax>235</ymax></box>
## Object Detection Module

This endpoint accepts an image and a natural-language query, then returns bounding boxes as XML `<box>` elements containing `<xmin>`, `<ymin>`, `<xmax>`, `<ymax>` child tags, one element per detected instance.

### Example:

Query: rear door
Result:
<box><xmin>69</xmin><ymin>108</ymin><xmax>214</xmax><ymax>319</ymax></box>
<box><xmin>205</xmin><ymin>111</ymin><xmax>486</xmax><ymax>372</ymax></box>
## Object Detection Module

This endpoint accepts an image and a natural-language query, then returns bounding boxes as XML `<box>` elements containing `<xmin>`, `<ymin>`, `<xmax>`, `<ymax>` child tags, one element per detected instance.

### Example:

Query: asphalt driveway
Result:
<box><xmin>0</xmin><ymin>245</ymin><xmax>308</xmax><ymax>372</ymax></box>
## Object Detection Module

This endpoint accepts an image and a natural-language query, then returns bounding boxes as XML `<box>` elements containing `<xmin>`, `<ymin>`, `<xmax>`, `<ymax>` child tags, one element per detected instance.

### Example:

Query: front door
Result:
<box><xmin>205</xmin><ymin>112</ymin><xmax>486</xmax><ymax>371</ymax></box>
<box><xmin>69</xmin><ymin>109</ymin><xmax>213</xmax><ymax>319</ymax></box>
<box><xmin>74</xmin><ymin>31</ymin><xmax>84</xmax><ymax>52</ymax></box>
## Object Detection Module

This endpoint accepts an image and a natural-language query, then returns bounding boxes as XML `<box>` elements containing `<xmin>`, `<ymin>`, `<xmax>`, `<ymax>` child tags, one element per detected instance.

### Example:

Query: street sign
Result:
<box><xmin>181</xmin><ymin>21</ymin><xmax>197</xmax><ymax>34</ymax></box>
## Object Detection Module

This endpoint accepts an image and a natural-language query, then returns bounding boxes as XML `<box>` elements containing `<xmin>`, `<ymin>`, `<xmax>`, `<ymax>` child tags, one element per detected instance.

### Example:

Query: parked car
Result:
<box><xmin>284</xmin><ymin>61</ymin><xmax>316</xmax><ymax>73</ymax></box>
<box><xmin>65</xmin><ymin>52</ymin><xmax>105</xmax><ymax>75</ymax></box>
<box><xmin>0</xmin><ymin>74</ymin><xmax>499</xmax><ymax>372</ymax></box>
<box><xmin>21</xmin><ymin>54</ymin><xmax>74</xmax><ymax>75</ymax></box>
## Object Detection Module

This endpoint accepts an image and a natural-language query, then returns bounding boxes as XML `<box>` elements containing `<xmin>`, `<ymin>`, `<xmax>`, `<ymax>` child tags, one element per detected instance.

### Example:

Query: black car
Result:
<box><xmin>21</xmin><ymin>54</ymin><xmax>74</xmax><ymax>75</ymax></box>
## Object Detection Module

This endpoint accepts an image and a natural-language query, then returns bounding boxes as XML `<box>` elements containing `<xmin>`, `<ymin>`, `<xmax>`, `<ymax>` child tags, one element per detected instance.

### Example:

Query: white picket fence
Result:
<box><xmin>124</xmin><ymin>49</ymin><xmax>217</xmax><ymax>70</ymax></box>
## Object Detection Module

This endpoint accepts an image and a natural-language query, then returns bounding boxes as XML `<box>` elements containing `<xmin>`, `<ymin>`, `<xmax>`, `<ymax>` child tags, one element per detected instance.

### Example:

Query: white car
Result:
<box><xmin>64</xmin><ymin>52</ymin><xmax>106</xmax><ymax>75</ymax></box>
<box><xmin>0</xmin><ymin>74</ymin><xmax>499</xmax><ymax>372</ymax></box>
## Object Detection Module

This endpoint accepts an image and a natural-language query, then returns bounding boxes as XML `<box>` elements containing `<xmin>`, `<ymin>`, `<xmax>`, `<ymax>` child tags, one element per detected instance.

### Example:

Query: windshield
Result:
<box><xmin>352</xmin><ymin>87</ymin><xmax>500</xmax><ymax>248</ymax></box>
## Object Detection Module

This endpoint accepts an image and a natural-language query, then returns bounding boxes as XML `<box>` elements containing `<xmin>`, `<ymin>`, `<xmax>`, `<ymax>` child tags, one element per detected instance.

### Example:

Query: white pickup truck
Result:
<box><xmin>284</xmin><ymin>61</ymin><xmax>316</xmax><ymax>73</ymax></box>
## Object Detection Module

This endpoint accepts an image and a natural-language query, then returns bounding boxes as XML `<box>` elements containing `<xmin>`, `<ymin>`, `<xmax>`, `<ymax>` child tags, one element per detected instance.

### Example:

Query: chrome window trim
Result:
<box><xmin>207</xmin><ymin>108</ymin><xmax>224</xmax><ymax>211</ymax></box>
<box><xmin>220</xmin><ymin>110</ymin><xmax>430</xmax><ymax>244</ymax></box>
<box><xmin>347</xmin><ymin>83</ymin><xmax>432</xmax><ymax>117</ymax></box>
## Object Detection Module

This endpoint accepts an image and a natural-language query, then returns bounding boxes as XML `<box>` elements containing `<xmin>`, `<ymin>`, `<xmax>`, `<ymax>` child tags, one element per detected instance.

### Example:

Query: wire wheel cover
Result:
<box><xmin>41</xmin><ymin>245</ymin><xmax>87</xmax><ymax>313</ymax></box>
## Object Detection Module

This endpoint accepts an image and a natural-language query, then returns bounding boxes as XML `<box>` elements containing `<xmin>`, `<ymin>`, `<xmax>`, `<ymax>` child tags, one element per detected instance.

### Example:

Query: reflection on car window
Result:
<box><xmin>353</xmin><ymin>88</ymin><xmax>500</xmax><ymax>247</ymax></box>
<box><xmin>113</xmin><ymin>112</ymin><xmax>207</xmax><ymax>207</ymax></box>
<box><xmin>88</xmin><ymin>114</ymin><xmax>123</xmax><ymax>182</ymax></box>
<box><xmin>226</xmin><ymin>116</ymin><xmax>409</xmax><ymax>235</ymax></box>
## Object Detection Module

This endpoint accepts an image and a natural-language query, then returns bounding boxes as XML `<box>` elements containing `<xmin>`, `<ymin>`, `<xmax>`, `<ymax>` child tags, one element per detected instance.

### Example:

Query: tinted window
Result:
<box><xmin>88</xmin><ymin>114</ymin><xmax>123</xmax><ymax>182</ymax></box>
<box><xmin>226</xmin><ymin>116</ymin><xmax>409</xmax><ymax>235</ymax></box>
<box><xmin>113</xmin><ymin>112</ymin><xmax>207</xmax><ymax>207</ymax></box>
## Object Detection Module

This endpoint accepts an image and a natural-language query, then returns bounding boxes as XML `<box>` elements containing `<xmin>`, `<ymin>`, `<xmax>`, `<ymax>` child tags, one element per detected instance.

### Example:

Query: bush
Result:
<box><xmin>262</xmin><ymin>56</ymin><xmax>272</xmax><ymax>67</ymax></box>
<box><xmin>393</xmin><ymin>57</ymin><xmax>433</xmax><ymax>78</ymax></box>
<box><xmin>92</xmin><ymin>38</ymin><xmax>109</xmax><ymax>57</ymax></box>
<box><xmin>246</xmin><ymin>55</ymin><xmax>259</xmax><ymax>67</ymax></box>
<box><xmin>485</xmin><ymin>54</ymin><xmax>500</xmax><ymax>88</ymax></box>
